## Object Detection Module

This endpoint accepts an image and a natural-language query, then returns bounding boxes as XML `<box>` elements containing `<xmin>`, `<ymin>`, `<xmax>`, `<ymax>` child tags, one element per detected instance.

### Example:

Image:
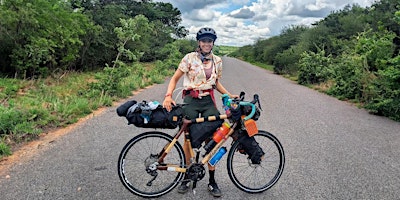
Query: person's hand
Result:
<box><xmin>163</xmin><ymin>96</ymin><xmax>176</xmax><ymax>112</ymax></box>
<box><xmin>230</xmin><ymin>94</ymin><xmax>240</xmax><ymax>99</ymax></box>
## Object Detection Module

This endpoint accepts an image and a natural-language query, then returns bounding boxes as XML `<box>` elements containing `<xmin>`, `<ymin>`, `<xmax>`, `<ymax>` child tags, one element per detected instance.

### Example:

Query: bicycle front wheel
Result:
<box><xmin>227</xmin><ymin>130</ymin><xmax>285</xmax><ymax>193</ymax></box>
<box><xmin>117</xmin><ymin>131</ymin><xmax>185</xmax><ymax>198</ymax></box>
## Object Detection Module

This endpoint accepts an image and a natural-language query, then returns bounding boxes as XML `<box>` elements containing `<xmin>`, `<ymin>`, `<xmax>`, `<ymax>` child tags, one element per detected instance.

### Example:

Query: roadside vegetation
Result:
<box><xmin>231</xmin><ymin>0</ymin><xmax>400</xmax><ymax>121</ymax></box>
<box><xmin>0</xmin><ymin>0</ymin><xmax>193</xmax><ymax>157</ymax></box>
<box><xmin>0</xmin><ymin>0</ymin><xmax>399</xmax><ymax>157</ymax></box>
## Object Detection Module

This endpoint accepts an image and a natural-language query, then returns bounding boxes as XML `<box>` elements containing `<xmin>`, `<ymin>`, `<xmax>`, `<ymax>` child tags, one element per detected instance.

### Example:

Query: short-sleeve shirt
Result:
<box><xmin>178</xmin><ymin>52</ymin><xmax>222</xmax><ymax>90</ymax></box>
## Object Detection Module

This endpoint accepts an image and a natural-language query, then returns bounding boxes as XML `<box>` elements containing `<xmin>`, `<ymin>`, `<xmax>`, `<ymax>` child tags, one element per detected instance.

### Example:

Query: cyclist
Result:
<box><xmin>163</xmin><ymin>27</ymin><xmax>238</xmax><ymax>197</ymax></box>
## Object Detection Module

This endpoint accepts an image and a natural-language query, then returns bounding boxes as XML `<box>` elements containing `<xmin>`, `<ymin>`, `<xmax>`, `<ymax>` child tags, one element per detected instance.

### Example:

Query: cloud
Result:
<box><xmin>186</xmin><ymin>9</ymin><xmax>217</xmax><ymax>21</ymax></box>
<box><xmin>157</xmin><ymin>0</ymin><xmax>375</xmax><ymax>46</ymax></box>
<box><xmin>229</xmin><ymin>8</ymin><xmax>255</xmax><ymax>19</ymax></box>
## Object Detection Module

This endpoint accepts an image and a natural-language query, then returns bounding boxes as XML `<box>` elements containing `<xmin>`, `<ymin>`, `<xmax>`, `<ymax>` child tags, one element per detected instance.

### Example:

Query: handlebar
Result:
<box><xmin>221</xmin><ymin>92</ymin><xmax>262</xmax><ymax>121</ymax></box>
<box><xmin>239</xmin><ymin>101</ymin><xmax>256</xmax><ymax>121</ymax></box>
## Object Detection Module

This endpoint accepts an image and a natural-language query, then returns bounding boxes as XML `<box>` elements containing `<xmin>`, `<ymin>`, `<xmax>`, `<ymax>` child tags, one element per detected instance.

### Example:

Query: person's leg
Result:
<box><xmin>201</xmin><ymin>99</ymin><xmax>223</xmax><ymax>197</ymax></box>
<box><xmin>177</xmin><ymin>139</ymin><xmax>191</xmax><ymax>193</ymax></box>
<box><xmin>182</xmin><ymin>96</ymin><xmax>223</xmax><ymax>196</ymax></box>
<box><xmin>177</xmin><ymin>96</ymin><xmax>198</xmax><ymax>194</ymax></box>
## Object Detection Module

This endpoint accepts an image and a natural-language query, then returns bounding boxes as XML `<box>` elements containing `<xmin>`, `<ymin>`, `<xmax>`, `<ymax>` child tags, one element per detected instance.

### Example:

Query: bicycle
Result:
<box><xmin>117</xmin><ymin>92</ymin><xmax>285</xmax><ymax>198</ymax></box>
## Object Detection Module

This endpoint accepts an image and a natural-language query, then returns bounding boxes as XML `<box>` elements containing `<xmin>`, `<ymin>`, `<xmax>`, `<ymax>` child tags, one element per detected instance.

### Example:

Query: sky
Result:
<box><xmin>156</xmin><ymin>0</ymin><xmax>376</xmax><ymax>47</ymax></box>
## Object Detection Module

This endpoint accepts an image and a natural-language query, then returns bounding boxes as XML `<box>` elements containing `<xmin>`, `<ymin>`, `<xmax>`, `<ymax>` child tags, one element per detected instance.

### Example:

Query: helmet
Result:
<box><xmin>196</xmin><ymin>27</ymin><xmax>217</xmax><ymax>41</ymax></box>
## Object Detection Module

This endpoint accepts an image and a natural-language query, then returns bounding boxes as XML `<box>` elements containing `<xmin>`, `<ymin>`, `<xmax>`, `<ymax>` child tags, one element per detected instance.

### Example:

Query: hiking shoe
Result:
<box><xmin>208</xmin><ymin>182</ymin><xmax>222</xmax><ymax>197</ymax></box>
<box><xmin>177</xmin><ymin>181</ymin><xmax>190</xmax><ymax>194</ymax></box>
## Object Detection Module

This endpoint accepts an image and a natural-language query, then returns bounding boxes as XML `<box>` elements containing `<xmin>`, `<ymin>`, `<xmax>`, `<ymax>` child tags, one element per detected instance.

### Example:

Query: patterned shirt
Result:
<box><xmin>178</xmin><ymin>52</ymin><xmax>222</xmax><ymax>90</ymax></box>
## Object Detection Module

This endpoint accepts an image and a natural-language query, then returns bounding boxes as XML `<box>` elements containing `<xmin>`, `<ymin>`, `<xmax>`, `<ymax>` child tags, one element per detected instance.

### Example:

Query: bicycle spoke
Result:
<box><xmin>118</xmin><ymin>132</ymin><xmax>185</xmax><ymax>198</ymax></box>
<box><xmin>227</xmin><ymin>131</ymin><xmax>285</xmax><ymax>193</ymax></box>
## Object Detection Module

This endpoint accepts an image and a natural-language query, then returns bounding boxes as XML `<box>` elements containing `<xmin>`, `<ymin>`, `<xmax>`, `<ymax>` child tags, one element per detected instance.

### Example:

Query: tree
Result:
<box><xmin>113</xmin><ymin>15</ymin><xmax>153</xmax><ymax>67</ymax></box>
<box><xmin>0</xmin><ymin>0</ymin><xmax>95</xmax><ymax>78</ymax></box>
<box><xmin>72</xmin><ymin>0</ymin><xmax>187</xmax><ymax>65</ymax></box>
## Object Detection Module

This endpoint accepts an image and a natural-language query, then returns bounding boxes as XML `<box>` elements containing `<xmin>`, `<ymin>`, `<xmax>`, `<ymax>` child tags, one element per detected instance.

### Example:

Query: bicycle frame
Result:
<box><xmin>156</xmin><ymin>114</ymin><xmax>235</xmax><ymax>173</ymax></box>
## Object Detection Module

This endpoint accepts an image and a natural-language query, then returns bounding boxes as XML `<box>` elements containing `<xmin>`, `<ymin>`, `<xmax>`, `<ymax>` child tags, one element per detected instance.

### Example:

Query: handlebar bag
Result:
<box><xmin>241</xmin><ymin>105</ymin><xmax>261</xmax><ymax>121</ymax></box>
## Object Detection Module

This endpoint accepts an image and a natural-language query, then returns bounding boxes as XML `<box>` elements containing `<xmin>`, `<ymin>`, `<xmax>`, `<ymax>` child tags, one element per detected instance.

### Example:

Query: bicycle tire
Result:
<box><xmin>227</xmin><ymin>130</ymin><xmax>285</xmax><ymax>193</ymax></box>
<box><xmin>117</xmin><ymin>131</ymin><xmax>186</xmax><ymax>198</ymax></box>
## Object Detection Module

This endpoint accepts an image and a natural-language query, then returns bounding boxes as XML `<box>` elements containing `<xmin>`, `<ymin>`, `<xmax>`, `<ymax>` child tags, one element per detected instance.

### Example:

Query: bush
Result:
<box><xmin>327</xmin><ymin>54</ymin><xmax>368</xmax><ymax>100</ymax></box>
<box><xmin>89</xmin><ymin>66</ymin><xmax>133</xmax><ymax>97</ymax></box>
<box><xmin>273</xmin><ymin>45</ymin><xmax>304</xmax><ymax>75</ymax></box>
<box><xmin>298</xmin><ymin>49</ymin><xmax>333</xmax><ymax>85</ymax></box>
<box><xmin>365</xmin><ymin>57</ymin><xmax>400</xmax><ymax>120</ymax></box>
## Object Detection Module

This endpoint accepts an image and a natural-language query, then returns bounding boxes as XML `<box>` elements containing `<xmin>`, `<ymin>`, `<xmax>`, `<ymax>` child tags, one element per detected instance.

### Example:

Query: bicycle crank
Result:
<box><xmin>187</xmin><ymin>163</ymin><xmax>206</xmax><ymax>182</ymax></box>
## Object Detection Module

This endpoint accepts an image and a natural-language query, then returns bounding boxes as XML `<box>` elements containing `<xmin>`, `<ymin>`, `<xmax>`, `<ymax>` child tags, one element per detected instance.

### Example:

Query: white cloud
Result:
<box><xmin>305</xmin><ymin>0</ymin><xmax>332</xmax><ymax>11</ymax></box>
<box><xmin>230</xmin><ymin>8</ymin><xmax>255</xmax><ymax>19</ymax></box>
<box><xmin>188</xmin><ymin>8</ymin><xmax>217</xmax><ymax>21</ymax></box>
<box><xmin>157</xmin><ymin>0</ymin><xmax>375</xmax><ymax>46</ymax></box>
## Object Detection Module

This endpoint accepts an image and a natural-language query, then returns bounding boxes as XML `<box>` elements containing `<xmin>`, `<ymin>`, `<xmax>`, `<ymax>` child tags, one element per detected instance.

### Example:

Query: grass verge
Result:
<box><xmin>0</xmin><ymin>63</ymin><xmax>173</xmax><ymax>158</ymax></box>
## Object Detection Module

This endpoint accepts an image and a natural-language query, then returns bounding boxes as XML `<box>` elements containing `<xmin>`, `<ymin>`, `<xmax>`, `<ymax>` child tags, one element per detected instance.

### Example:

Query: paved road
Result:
<box><xmin>1</xmin><ymin>57</ymin><xmax>400</xmax><ymax>200</ymax></box>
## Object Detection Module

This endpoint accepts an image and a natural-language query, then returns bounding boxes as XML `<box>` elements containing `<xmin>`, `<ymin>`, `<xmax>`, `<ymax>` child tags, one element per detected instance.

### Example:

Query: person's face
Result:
<box><xmin>198</xmin><ymin>38</ymin><xmax>214</xmax><ymax>53</ymax></box>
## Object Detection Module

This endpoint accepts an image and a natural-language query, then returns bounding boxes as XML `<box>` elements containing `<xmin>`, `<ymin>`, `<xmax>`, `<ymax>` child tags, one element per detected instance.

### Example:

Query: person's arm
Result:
<box><xmin>163</xmin><ymin>69</ymin><xmax>184</xmax><ymax>111</ymax></box>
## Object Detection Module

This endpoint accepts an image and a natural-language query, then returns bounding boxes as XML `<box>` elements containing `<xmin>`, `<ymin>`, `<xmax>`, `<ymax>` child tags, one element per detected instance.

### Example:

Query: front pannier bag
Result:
<box><xmin>117</xmin><ymin>100</ymin><xmax>183</xmax><ymax>129</ymax></box>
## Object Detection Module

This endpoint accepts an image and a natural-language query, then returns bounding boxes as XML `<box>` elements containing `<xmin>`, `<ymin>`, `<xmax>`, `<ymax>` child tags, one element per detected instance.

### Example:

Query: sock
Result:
<box><xmin>209</xmin><ymin>170</ymin><xmax>216</xmax><ymax>184</ymax></box>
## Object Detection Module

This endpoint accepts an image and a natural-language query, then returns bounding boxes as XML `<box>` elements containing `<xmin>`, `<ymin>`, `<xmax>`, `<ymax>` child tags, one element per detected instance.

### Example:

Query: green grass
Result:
<box><xmin>217</xmin><ymin>45</ymin><xmax>240</xmax><ymax>56</ymax></box>
<box><xmin>0</xmin><ymin>62</ymin><xmax>174</xmax><ymax>157</ymax></box>
<box><xmin>251</xmin><ymin>62</ymin><xmax>274</xmax><ymax>71</ymax></box>
<box><xmin>0</xmin><ymin>141</ymin><xmax>11</xmax><ymax>157</ymax></box>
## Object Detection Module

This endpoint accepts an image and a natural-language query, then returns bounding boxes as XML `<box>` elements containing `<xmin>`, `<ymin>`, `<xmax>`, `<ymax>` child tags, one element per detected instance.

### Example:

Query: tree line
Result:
<box><xmin>231</xmin><ymin>0</ymin><xmax>400</xmax><ymax>121</ymax></box>
<box><xmin>1</xmin><ymin>0</ymin><xmax>399</xmax><ymax>121</ymax></box>
<box><xmin>0</xmin><ymin>0</ymin><xmax>189</xmax><ymax>78</ymax></box>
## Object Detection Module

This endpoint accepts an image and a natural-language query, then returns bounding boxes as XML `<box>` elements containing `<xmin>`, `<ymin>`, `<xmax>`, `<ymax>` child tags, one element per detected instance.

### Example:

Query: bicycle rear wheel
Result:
<box><xmin>118</xmin><ymin>131</ymin><xmax>185</xmax><ymax>198</ymax></box>
<box><xmin>227</xmin><ymin>130</ymin><xmax>285</xmax><ymax>193</ymax></box>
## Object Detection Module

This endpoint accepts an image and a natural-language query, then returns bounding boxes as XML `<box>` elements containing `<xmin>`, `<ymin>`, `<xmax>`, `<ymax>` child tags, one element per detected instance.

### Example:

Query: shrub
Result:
<box><xmin>327</xmin><ymin>53</ymin><xmax>369</xmax><ymax>100</ymax></box>
<box><xmin>298</xmin><ymin>49</ymin><xmax>333</xmax><ymax>85</ymax></box>
<box><xmin>365</xmin><ymin>57</ymin><xmax>400</xmax><ymax>120</ymax></box>
<box><xmin>273</xmin><ymin>45</ymin><xmax>303</xmax><ymax>75</ymax></box>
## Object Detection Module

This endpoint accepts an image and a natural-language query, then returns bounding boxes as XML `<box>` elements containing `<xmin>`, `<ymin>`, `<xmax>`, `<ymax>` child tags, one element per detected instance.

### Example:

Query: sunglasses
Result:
<box><xmin>199</xmin><ymin>39</ymin><xmax>214</xmax><ymax>43</ymax></box>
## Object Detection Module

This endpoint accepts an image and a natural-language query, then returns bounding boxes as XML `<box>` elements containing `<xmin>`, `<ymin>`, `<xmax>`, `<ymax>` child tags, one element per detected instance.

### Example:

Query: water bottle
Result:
<box><xmin>208</xmin><ymin>147</ymin><xmax>227</xmax><ymax>166</ymax></box>
<box><xmin>212</xmin><ymin>122</ymin><xmax>230</xmax><ymax>143</ymax></box>
<box><xmin>148</xmin><ymin>101</ymin><xmax>160</xmax><ymax>110</ymax></box>
<box><xmin>203</xmin><ymin>122</ymin><xmax>230</xmax><ymax>153</ymax></box>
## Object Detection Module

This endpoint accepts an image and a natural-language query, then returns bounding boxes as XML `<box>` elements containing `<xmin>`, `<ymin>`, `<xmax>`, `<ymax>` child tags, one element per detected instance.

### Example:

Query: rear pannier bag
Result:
<box><xmin>117</xmin><ymin>100</ymin><xmax>183</xmax><ymax>129</ymax></box>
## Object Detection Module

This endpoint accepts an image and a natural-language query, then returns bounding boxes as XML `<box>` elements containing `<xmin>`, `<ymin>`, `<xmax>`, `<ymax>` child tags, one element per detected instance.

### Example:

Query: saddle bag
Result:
<box><xmin>117</xmin><ymin>100</ymin><xmax>183</xmax><ymax>129</ymax></box>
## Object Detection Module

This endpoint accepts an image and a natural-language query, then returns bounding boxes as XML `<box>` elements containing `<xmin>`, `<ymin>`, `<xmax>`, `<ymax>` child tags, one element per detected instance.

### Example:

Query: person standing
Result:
<box><xmin>163</xmin><ymin>27</ymin><xmax>237</xmax><ymax>197</ymax></box>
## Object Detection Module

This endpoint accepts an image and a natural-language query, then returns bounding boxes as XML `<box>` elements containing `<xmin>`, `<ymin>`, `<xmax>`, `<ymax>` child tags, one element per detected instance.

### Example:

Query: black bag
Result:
<box><xmin>117</xmin><ymin>100</ymin><xmax>183</xmax><ymax>129</ymax></box>
<box><xmin>116</xmin><ymin>100</ymin><xmax>137</xmax><ymax>117</ymax></box>
<box><xmin>241</xmin><ymin>105</ymin><xmax>261</xmax><ymax>121</ymax></box>
<box><xmin>237</xmin><ymin>130</ymin><xmax>265</xmax><ymax>164</ymax></box>
<box><xmin>189</xmin><ymin>120</ymin><xmax>223</xmax><ymax>148</ymax></box>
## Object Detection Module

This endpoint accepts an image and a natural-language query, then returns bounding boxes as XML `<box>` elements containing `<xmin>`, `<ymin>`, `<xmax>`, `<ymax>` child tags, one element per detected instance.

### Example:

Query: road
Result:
<box><xmin>1</xmin><ymin>57</ymin><xmax>399</xmax><ymax>200</ymax></box>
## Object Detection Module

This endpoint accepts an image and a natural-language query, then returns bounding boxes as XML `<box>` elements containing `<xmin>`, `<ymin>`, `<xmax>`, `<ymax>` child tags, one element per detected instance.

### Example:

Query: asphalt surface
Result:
<box><xmin>1</xmin><ymin>57</ymin><xmax>399</xmax><ymax>200</ymax></box>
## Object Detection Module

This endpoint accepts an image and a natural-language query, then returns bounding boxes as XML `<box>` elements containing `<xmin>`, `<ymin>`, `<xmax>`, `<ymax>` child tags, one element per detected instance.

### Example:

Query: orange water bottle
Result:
<box><xmin>213</xmin><ymin>122</ymin><xmax>230</xmax><ymax>142</ymax></box>
<box><xmin>204</xmin><ymin>122</ymin><xmax>231</xmax><ymax>153</ymax></box>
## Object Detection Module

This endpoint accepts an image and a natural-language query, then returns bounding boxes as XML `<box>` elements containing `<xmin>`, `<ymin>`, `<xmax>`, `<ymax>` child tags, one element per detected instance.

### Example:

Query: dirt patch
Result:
<box><xmin>0</xmin><ymin>87</ymin><xmax>150</xmax><ymax>177</ymax></box>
